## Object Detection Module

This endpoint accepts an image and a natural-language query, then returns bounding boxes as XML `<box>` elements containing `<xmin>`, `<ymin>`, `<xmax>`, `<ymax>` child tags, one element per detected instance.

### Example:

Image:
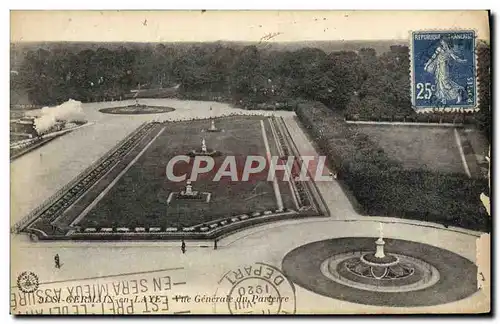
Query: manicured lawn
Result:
<box><xmin>78</xmin><ymin>117</ymin><xmax>293</xmax><ymax>228</ymax></box>
<box><xmin>355</xmin><ymin>125</ymin><xmax>465</xmax><ymax>174</ymax></box>
<box><xmin>296</xmin><ymin>101</ymin><xmax>490</xmax><ymax>232</ymax></box>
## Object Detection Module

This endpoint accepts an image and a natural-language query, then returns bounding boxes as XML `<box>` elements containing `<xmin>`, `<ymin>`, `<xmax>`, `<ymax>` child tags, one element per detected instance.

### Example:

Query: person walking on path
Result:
<box><xmin>214</xmin><ymin>238</ymin><xmax>218</xmax><ymax>250</ymax></box>
<box><xmin>181</xmin><ymin>240</ymin><xmax>186</xmax><ymax>254</ymax></box>
<box><xmin>54</xmin><ymin>254</ymin><xmax>61</xmax><ymax>269</ymax></box>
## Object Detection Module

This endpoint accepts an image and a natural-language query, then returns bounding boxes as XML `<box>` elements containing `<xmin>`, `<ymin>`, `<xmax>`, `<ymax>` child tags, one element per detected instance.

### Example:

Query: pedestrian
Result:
<box><xmin>181</xmin><ymin>239</ymin><xmax>186</xmax><ymax>254</ymax></box>
<box><xmin>214</xmin><ymin>238</ymin><xmax>218</xmax><ymax>250</ymax></box>
<box><xmin>54</xmin><ymin>254</ymin><xmax>61</xmax><ymax>269</ymax></box>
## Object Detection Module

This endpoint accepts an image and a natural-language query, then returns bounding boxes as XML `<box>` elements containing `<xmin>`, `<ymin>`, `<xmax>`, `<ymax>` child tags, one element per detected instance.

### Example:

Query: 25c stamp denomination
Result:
<box><xmin>411</xmin><ymin>30</ymin><xmax>477</xmax><ymax>112</ymax></box>
<box><xmin>213</xmin><ymin>262</ymin><xmax>296</xmax><ymax>314</ymax></box>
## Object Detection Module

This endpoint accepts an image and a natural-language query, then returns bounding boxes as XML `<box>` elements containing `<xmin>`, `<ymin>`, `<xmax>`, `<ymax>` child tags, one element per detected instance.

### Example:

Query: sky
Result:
<box><xmin>10</xmin><ymin>10</ymin><xmax>490</xmax><ymax>43</ymax></box>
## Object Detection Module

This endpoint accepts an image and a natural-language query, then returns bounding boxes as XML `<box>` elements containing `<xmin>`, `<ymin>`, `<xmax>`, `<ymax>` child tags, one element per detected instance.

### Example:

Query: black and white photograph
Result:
<box><xmin>9</xmin><ymin>10</ymin><xmax>491</xmax><ymax>315</ymax></box>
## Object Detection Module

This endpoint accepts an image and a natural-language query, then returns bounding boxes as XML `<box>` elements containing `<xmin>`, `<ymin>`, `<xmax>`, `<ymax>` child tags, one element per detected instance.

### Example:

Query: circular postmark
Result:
<box><xmin>17</xmin><ymin>271</ymin><xmax>39</xmax><ymax>293</ymax></box>
<box><xmin>213</xmin><ymin>262</ymin><xmax>296</xmax><ymax>314</ymax></box>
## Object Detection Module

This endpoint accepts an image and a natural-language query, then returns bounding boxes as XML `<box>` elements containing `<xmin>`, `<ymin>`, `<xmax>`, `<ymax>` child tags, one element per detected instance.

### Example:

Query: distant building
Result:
<box><xmin>11</xmin><ymin>117</ymin><xmax>38</xmax><ymax>137</ymax></box>
<box><xmin>10</xmin><ymin>79</ymin><xmax>39</xmax><ymax>110</ymax></box>
<box><xmin>10</xmin><ymin>81</ymin><xmax>39</xmax><ymax>136</ymax></box>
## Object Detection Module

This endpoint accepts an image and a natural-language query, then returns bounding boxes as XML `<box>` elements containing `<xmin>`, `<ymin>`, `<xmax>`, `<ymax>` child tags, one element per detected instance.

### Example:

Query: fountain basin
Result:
<box><xmin>361</xmin><ymin>253</ymin><xmax>399</xmax><ymax>266</ymax></box>
<box><xmin>281</xmin><ymin>237</ymin><xmax>477</xmax><ymax>306</ymax></box>
<box><xmin>187</xmin><ymin>150</ymin><xmax>221</xmax><ymax>157</ymax></box>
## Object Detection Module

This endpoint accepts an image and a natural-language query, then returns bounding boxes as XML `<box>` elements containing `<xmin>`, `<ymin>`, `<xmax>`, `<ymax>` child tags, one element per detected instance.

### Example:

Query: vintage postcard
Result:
<box><xmin>10</xmin><ymin>10</ymin><xmax>491</xmax><ymax>315</ymax></box>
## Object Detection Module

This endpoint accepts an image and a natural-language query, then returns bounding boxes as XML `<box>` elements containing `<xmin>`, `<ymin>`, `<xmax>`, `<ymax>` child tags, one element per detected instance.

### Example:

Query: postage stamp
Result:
<box><xmin>411</xmin><ymin>30</ymin><xmax>477</xmax><ymax>112</ymax></box>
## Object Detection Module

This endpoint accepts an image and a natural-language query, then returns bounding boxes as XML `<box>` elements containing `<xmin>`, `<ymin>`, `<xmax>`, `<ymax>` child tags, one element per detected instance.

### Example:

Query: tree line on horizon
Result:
<box><xmin>13</xmin><ymin>43</ymin><xmax>411</xmax><ymax>107</ymax></box>
<box><xmin>11</xmin><ymin>42</ymin><xmax>490</xmax><ymax>137</ymax></box>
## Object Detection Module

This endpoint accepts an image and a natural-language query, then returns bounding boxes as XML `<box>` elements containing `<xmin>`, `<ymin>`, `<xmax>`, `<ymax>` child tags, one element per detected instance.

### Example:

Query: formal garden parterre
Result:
<box><xmin>14</xmin><ymin>116</ymin><xmax>327</xmax><ymax>240</ymax></box>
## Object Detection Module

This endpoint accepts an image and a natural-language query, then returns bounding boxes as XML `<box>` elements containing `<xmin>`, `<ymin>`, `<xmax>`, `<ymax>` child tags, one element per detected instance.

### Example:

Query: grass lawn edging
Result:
<box><xmin>295</xmin><ymin>101</ymin><xmax>490</xmax><ymax>232</ymax></box>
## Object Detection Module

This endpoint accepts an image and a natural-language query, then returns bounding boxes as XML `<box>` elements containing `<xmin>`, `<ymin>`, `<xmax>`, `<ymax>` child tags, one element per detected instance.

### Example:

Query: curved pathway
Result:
<box><xmin>10</xmin><ymin>99</ymin><xmax>489</xmax><ymax>314</ymax></box>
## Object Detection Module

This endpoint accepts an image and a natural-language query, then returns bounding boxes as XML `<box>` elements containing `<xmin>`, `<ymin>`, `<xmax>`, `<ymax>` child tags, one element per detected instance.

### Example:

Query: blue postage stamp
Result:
<box><xmin>411</xmin><ymin>30</ymin><xmax>477</xmax><ymax>111</ymax></box>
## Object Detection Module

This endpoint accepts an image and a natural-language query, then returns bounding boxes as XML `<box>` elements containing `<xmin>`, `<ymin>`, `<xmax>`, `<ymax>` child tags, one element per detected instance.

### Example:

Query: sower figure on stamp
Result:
<box><xmin>424</xmin><ymin>38</ymin><xmax>468</xmax><ymax>104</ymax></box>
<box><xmin>54</xmin><ymin>254</ymin><xmax>61</xmax><ymax>269</ymax></box>
<box><xmin>181</xmin><ymin>239</ymin><xmax>186</xmax><ymax>254</ymax></box>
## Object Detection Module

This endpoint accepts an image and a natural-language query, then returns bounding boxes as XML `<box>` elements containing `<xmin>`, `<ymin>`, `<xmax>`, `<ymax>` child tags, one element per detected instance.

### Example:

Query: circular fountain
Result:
<box><xmin>203</xmin><ymin>119</ymin><xmax>223</xmax><ymax>132</ymax></box>
<box><xmin>187</xmin><ymin>138</ymin><xmax>221</xmax><ymax>157</ymax></box>
<box><xmin>167</xmin><ymin>180</ymin><xmax>212</xmax><ymax>204</ymax></box>
<box><xmin>320</xmin><ymin>223</ymin><xmax>439</xmax><ymax>293</ymax></box>
<box><xmin>281</xmin><ymin>223</ymin><xmax>478</xmax><ymax>307</ymax></box>
<box><xmin>201</xmin><ymin>107</ymin><xmax>224</xmax><ymax>132</ymax></box>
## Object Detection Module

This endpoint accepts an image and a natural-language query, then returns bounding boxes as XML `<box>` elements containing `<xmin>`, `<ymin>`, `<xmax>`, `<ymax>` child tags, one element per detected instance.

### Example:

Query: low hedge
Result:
<box><xmin>296</xmin><ymin>101</ymin><xmax>490</xmax><ymax>232</ymax></box>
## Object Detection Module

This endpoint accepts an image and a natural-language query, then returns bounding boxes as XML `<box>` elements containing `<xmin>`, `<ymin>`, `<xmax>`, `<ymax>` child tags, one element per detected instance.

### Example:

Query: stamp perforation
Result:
<box><xmin>409</xmin><ymin>28</ymin><xmax>481</xmax><ymax>113</ymax></box>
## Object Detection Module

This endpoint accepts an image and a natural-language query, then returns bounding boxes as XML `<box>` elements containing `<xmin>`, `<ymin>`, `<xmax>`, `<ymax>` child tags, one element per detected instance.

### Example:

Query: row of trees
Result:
<box><xmin>13</xmin><ymin>41</ymin><xmax>490</xmax><ymax>136</ymax></box>
<box><xmin>12</xmin><ymin>43</ymin><xmax>410</xmax><ymax>108</ymax></box>
<box><xmin>15</xmin><ymin>47</ymin><xmax>136</xmax><ymax>105</ymax></box>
